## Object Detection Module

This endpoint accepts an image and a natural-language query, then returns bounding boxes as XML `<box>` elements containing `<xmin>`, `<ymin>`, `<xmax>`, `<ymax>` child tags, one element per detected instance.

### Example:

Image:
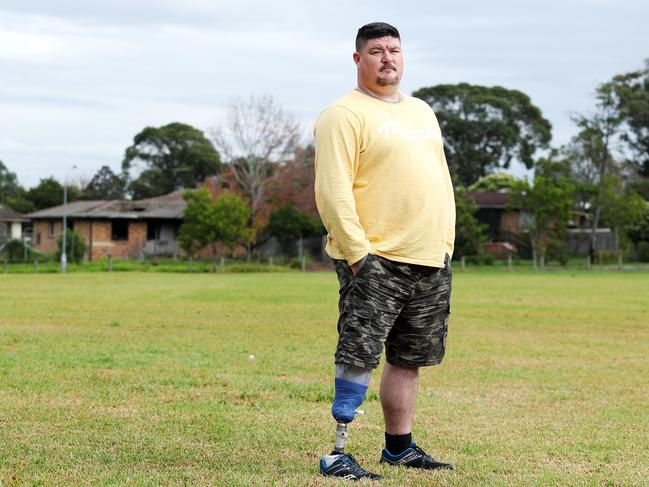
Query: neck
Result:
<box><xmin>357</xmin><ymin>81</ymin><xmax>400</xmax><ymax>102</ymax></box>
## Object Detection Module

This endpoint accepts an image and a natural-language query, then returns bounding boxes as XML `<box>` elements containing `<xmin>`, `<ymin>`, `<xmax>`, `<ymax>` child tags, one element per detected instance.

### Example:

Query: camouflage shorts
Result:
<box><xmin>333</xmin><ymin>253</ymin><xmax>452</xmax><ymax>369</ymax></box>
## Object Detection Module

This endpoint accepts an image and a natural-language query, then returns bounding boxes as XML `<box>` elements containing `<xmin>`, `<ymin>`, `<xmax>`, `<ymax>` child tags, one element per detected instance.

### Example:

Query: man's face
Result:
<box><xmin>354</xmin><ymin>36</ymin><xmax>403</xmax><ymax>90</ymax></box>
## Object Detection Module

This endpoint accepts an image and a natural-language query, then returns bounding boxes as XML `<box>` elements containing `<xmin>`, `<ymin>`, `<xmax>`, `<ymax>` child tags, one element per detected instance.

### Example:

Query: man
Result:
<box><xmin>314</xmin><ymin>22</ymin><xmax>456</xmax><ymax>480</ymax></box>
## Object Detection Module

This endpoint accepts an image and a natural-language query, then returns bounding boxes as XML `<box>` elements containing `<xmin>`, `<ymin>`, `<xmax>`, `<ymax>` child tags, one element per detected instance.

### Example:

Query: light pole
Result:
<box><xmin>60</xmin><ymin>165</ymin><xmax>77</xmax><ymax>273</ymax></box>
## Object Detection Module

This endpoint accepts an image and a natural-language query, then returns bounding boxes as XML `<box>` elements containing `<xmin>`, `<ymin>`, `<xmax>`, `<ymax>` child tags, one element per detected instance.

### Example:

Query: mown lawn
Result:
<box><xmin>0</xmin><ymin>271</ymin><xmax>648</xmax><ymax>486</ymax></box>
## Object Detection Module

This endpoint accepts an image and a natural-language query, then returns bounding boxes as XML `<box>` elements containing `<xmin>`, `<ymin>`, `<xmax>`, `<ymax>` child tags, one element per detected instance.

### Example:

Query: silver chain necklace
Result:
<box><xmin>355</xmin><ymin>86</ymin><xmax>403</xmax><ymax>104</ymax></box>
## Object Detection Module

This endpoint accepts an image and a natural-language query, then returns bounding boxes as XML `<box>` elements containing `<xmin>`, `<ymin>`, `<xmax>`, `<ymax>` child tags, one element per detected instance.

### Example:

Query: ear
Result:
<box><xmin>353</xmin><ymin>52</ymin><xmax>360</xmax><ymax>67</ymax></box>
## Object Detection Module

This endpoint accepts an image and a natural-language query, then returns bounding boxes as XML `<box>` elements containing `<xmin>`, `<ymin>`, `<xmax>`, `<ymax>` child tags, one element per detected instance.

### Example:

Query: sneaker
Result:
<box><xmin>320</xmin><ymin>452</ymin><xmax>384</xmax><ymax>481</ymax></box>
<box><xmin>380</xmin><ymin>443</ymin><xmax>454</xmax><ymax>470</ymax></box>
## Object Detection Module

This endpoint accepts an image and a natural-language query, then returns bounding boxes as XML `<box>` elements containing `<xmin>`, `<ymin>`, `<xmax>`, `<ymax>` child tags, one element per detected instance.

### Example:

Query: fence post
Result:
<box><xmin>460</xmin><ymin>256</ymin><xmax>466</xmax><ymax>271</ymax></box>
<box><xmin>301</xmin><ymin>255</ymin><xmax>306</xmax><ymax>272</ymax></box>
<box><xmin>586</xmin><ymin>255</ymin><xmax>591</xmax><ymax>270</ymax></box>
<box><xmin>188</xmin><ymin>256</ymin><xmax>193</xmax><ymax>273</ymax></box>
<box><xmin>220</xmin><ymin>256</ymin><xmax>225</xmax><ymax>273</ymax></box>
<box><xmin>269</xmin><ymin>257</ymin><xmax>273</xmax><ymax>272</ymax></box>
<box><xmin>34</xmin><ymin>258</ymin><xmax>38</xmax><ymax>273</ymax></box>
<box><xmin>108</xmin><ymin>255</ymin><xmax>113</xmax><ymax>273</ymax></box>
<box><xmin>507</xmin><ymin>254</ymin><xmax>513</xmax><ymax>271</ymax></box>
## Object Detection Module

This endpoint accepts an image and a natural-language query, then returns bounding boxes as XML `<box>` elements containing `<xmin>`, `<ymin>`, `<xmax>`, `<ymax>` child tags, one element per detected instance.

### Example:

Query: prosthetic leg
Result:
<box><xmin>319</xmin><ymin>364</ymin><xmax>384</xmax><ymax>479</ymax></box>
<box><xmin>330</xmin><ymin>363</ymin><xmax>372</xmax><ymax>453</ymax></box>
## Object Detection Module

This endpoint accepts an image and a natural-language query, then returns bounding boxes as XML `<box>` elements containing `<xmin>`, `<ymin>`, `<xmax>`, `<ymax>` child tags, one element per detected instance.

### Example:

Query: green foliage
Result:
<box><xmin>628</xmin><ymin>206</ymin><xmax>649</xmax><ymax>244</ymax></box>
<box><xmin>179</xmin><ymin>189</ymin><xmax>213</xmax><ymax>257</ymax></box>
<box><xmin>83</xmin><ymin>165</ymin><xmax>125</xmax><ymax>200</ymax></box>
<box><xmin>599</xmin><ymin>177</ymin><xmax>646</xmax><ymax>249</ymax></box>
<box><xmin>454</xmin><ymin>187</ymin><xmax>487</xmax><ymax>257</ymax></box>
<box><xmin>636</xmin><ymin>241</ymin><xmax>649</xmax><ymax>262</ymax></box>
<box><xmin>0</xmin><ymin>161</ymin><xmax>34</xmax><ymax>213</ymax></box>
<box><xmin>510</xmin><ymin>156</ymin><xmax>575</xmax><ymax>263</ymax></box>
<box><xmin>468</xmin><ymin>172</ymin><xmax>520</xmax><ymax>192</ymax></box>
<box><xmin>179</xmin><ymin>189</ymin><xmax>251</xmax><ymax>258</ymax></box>
<box><xmin>267</xmin><ymin>205</ymin><xmax>323</xmax><ymax>256</ymax></box>
<box><xmin>0</xmin><ymin>239</ymin><xmax>38</xmax><ymax>262</ymax></box>
<box><xmin>606</xmin><ymin>61</ymin><xmax>649</xmax><ymax>176</ymax></box>
<box><xmin>0</xmin><ymin>160</ymin><xmax>20</xmax><ymax>204</ymax></box>
<box><xmin>26</xmin><ymin>177</ymin><xmax>80</xmax><ymax>211</ymax></box>
<box><xmin>413</xmin><ymin>83</ymin><xmax>552</xmax><ymax>186</ymax></box>
<box><xmin>464</xmin><ymin>253</ymin><xmax>495</xmax><ymax>265</ymax></box>
<box><xmin>212</xmin><ymin>194</ymin><xmax>252</xmax><ymax>249</ymax></box>
<box><xmin>122</xmin><ymin>122</ymin><xmax>222</xmax><ymax>199</ymax></box>
<box><xmin>55</xmin><ymin>230</ymin><xmax>87</xmax><ymax>263</ymax></box>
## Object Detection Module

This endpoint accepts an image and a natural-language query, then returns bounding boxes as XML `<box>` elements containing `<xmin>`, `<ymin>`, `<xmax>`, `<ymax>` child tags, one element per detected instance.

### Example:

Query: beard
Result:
<box><xmin>376</xmin><ymin>74</ymin><xmax>400</xmax><ymax>87</ymax></box>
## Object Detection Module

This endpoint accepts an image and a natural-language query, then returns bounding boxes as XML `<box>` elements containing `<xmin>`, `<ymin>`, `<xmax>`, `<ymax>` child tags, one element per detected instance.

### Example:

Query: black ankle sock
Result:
<box><xmin>385</xmin><ymin>432</ymin><xmax>412</xmax><ymax>455</ymax></box>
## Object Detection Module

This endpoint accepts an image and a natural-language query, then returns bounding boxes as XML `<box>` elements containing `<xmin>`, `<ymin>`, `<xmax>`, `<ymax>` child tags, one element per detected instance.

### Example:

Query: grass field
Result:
<box><xmin>1</xmin><ymin>270</ymin><xmax>648</xmax><ymax>486</ymax></box>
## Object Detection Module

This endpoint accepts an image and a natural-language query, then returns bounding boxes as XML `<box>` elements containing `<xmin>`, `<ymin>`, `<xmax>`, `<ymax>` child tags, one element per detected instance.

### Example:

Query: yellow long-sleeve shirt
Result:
<box><xmin>314</xmin><ymin>89</ymin><xmax>455</xmax><ymax>267</ymax></box>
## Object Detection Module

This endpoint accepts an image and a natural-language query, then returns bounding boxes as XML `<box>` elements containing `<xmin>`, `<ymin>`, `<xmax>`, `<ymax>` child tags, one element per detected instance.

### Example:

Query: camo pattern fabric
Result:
<box><xmin>332</xmin><ymin>253</ymin><xmax>452</xmax><ymax>369</ymax></box>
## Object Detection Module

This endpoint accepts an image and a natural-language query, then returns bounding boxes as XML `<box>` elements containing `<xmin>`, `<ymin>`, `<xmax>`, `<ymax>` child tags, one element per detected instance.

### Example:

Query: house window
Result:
<box><xmin>48</xmin><ymin>221</ymin><xmax>55</xmax><ymax>237</ymax></box>
<box><xmin>147</xmin><ymin>222</ymin><xmax>160</xmax><ymax>241</ymax></box>
<box><xmin>112</xmin><ymin>221</ymin><xmax>129</xmax><ymax>241</ymax></box>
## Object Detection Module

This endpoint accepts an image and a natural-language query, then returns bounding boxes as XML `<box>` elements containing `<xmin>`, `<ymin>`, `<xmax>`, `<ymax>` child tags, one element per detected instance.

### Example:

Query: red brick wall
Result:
<box><xmin>33</xmin><ymin>220</ymin><xmax>62</xmax><ymax>254</ymax></box>
<box><xmin>33</xmin><ymin>219</ymin><xmax>148</xmax><ymax>261</ymax></box>
<box><xmin>501</xmin><ymin>211</ymin><xmax>521</xmax><ymax>234</ymax></box>
<box><xmin>87</xmin><ymin>221</ymin><xmax>147</xmax><ymax>261</ymax></box>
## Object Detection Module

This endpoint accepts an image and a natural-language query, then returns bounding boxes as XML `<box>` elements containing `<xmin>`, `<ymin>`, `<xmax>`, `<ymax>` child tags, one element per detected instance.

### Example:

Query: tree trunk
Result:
<box><xmin>614</xmin><ymin>226</ymin><xmax>622</xmax><ymax>270</ymax></box>
<box><xmin>211</xmin><ymin>243</ymin><xmax>217</xmax><ymax>272</ymax></box>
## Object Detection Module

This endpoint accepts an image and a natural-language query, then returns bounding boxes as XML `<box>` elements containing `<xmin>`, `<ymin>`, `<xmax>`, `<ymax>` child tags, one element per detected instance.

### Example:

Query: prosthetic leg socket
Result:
<box><xmin>330</xmin><ymin>364</ymin><xmax>372</xmax><ymax>453</ymax></box>
<box><xmin>331</xmin><ymin>364</ymin><xmax>372</xmax><ymax>423</ymax></box>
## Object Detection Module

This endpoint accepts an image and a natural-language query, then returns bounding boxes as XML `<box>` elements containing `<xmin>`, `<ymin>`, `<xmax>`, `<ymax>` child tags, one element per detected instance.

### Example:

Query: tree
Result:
<box><xmin>453</xmin><ymin>187</ymin><xmax>487</xmax><ymax>258</ymax></box>
<box><xmin>26</xmin><ymin>177</ymin><xmax>80</xmax><ymax>211</ymax></box>
<box><xmin>412</xmin><ymin>83</ymin><xmax>552</xmax><ymax>186</ymax></box>
<box><xmin>468</xmin><ymin>172</ymin><xmax>520</xmax><ymax>192</ymax></box>
<box><xmin>209</xmin><ymin>95</ymin><xmax>301</xmax><ymax>251</ymax></box>
<box><xmin>266</xmin><ymin>144</ymin><xmax>319</xmax><ymax>218</ymax></box>
<box><xmin>122</xmin><ymin>122</ymin><xmax>222</xmax><ymax>199</ymax></box>
<box><xmin>598</xmin><ymin>177</ymin><xmax>646</xmax><ymax>266</ymax></box>
<box><xmin>55</xmin><ymin>230</ymin><xmax>86</xmax><ymax>264</ymax></box>
<box><xmin>178</xmin><ymin>189</ymin><xmax>212</xmax><ymax>260</ymax></box>
<box><xmin>267</xmin><ymin>204</ymin><xmax>323</xmax><ymax>257</ymax></box>
<box><xmin>0</xmin><ymin>160</ymin><xmax>19</xmax><ymax>205</ymax></box>
<box><xmin>510</xmin><ymin>156</ymin><xmax>575</xmax><ymax>267</ymax></box>
<box><xmin>0</xmin><ymin>160</ymin><xmax>34</xmax><ymax>213</ymax></box>
<box><xmin>565</xmin><ymin>81</ymin><xmax>624</xmax><ymax>260</ymax></box>
<box><xmin>606</xmin><ymin>60</ymin><xmax>649</xmax><ymax>177</ymax></box>
<box><xmin>83</xmin><ymin>166</ymin><xmax>125</xmax><ymax>200</ymax></box>
<box><xmin>178</xmin><ymin>189</ymin><xmax>251</xmax><ymax>269</ymax></box>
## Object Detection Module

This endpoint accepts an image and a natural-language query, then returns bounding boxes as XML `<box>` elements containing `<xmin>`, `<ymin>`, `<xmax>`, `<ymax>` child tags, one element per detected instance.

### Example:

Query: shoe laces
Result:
<box><xmin>340</xmin><ymin>453</ymin><xmax>371</xmax><ymax>476</ymax></box>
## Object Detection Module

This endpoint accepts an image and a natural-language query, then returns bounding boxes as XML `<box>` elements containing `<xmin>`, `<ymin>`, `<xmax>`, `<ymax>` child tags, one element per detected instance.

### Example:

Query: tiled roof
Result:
<box><xmin>27</xmin><ymin>191</ymin><xmax>186</xmax><ymax>220</ymax></box>
<box><xmin>0</xmin><ymin>205</ymin><xmax>29</xmax><ymax>222</ymax></box>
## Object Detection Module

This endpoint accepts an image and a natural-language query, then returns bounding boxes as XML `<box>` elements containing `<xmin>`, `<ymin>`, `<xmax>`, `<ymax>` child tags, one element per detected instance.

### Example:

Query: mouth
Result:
<box><xmin>381</xmin><ymin>65</ymin><xmax>397</xmax><ymax>72</ymax></box>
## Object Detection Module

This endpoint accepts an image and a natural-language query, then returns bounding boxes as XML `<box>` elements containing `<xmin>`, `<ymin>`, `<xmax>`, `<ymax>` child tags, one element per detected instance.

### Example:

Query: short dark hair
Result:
<box><xmin>355</xmin><ymin>22</ymin><xmax>400</xmax><ymax>52</ymax></box>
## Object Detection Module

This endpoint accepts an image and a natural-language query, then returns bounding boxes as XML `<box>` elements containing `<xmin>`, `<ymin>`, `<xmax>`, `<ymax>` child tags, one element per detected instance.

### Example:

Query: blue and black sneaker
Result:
<box><xmin>320</xmin><ymin>452</ymin><xmax>383</xmax><ymax>481</ymax></box>
<box><xmin>380</xmin><ymin>443</ymin><xmax>454</xmax><ymax>470</ymax></box>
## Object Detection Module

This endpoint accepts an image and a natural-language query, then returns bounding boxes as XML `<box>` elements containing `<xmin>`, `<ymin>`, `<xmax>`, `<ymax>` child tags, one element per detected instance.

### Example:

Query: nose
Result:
<box><xmin>382</xmin><ymin>50</ymin><xmax>394</xmax><ymax>63</ymax></box>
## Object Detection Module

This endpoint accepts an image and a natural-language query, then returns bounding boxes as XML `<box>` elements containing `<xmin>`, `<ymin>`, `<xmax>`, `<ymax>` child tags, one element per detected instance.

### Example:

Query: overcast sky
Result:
<box><xmin>1</xmin><ymin>0</ymin><xmax>648</xmax><ymax>188</ymax></box>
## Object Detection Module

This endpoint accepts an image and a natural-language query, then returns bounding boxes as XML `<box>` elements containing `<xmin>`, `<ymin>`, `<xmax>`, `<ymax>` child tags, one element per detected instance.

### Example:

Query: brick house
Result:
<box><xmin>0</xmin><ymin>205</ymin><xmax>29</xmax><ymax>242</ymax></box>
<box><xmin>468</xmin><ymin>191</ymin><xmax>613</xmax><ymax>257</ymax></box>
<box><xmin>27</xmin><ymin>192</ymin><xmax>185</xmax><ymax>261</ymax></box>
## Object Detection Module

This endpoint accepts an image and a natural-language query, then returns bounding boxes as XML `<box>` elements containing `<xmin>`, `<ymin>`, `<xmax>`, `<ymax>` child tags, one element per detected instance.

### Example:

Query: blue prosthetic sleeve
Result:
<box><xmin>332</xmin><ymin>378</ymin><xmax>368</xmax><ymax>424</ymax></box>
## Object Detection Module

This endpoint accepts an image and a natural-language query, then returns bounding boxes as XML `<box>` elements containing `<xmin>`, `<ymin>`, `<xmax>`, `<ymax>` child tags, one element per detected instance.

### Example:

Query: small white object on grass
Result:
<box><xmin>248</xmin><ymin>354</ymin><xmax>256</xmax><ymax>360</ymax></box>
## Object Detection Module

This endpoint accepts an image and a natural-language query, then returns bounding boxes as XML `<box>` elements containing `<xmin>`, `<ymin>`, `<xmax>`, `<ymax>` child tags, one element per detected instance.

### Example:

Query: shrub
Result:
<box><xmin>55</xmin><ymin>230</ymin><xmax>87</xmax><ymax>263</ymax></box>
<box><xmin>1</xmin><ymin>239</ymin><xmax>39</xmax><ymax>262</ymax></box>
<box><xmin>636</xmin><ymin>242</ymin><xmax>649</xmax><ymax>263</ymax></box>
<box><xmin>466</xmin><ymin>253</ymin><xmax>495</xmax><ymax>265</ymax></box>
